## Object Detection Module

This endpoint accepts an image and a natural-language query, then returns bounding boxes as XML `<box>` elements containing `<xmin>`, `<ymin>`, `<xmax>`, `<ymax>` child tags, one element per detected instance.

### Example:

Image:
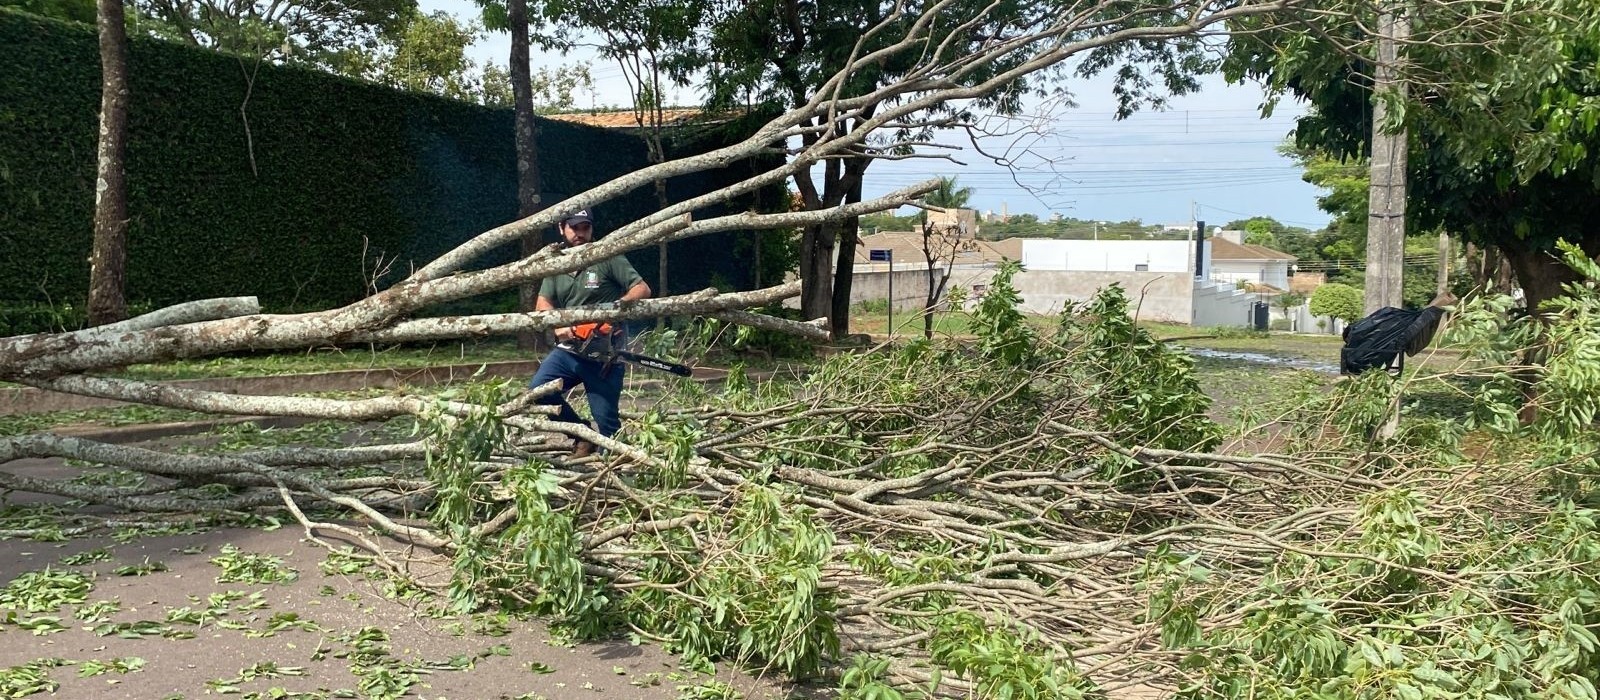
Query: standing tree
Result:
<box><xmin>87</xmin><ymin>0</ymin><xmax>130</xmax><ymax>326</ymax></box>
<box><xmin>1226</xmin><ymin>0</ymin><xmax>1600</xmax><ymax>316</ymax></box>
<box><xmin>474</xmin><ymin>0</ymin><xmax>547</xmax><ymax>349</ymax></box>
<box><xmin>1309</xmin><ymin>282</ymin><xmax>1362</xmax><ymax>328</ymax></box>
<box><xmin>919</xmin><ymin>176</ymin><xmax>975</xmax><ymax>339</ymax></box>
<box><xmin>540</xmin><ymin>0</ymin><xmax>710</xmax><ymax>319</ymax></box>
<box><xmin>337</xmin><ymin>10</ymin><xmax>490</xmax><ymax>102</ymax></box>
<box><xmin>508</xmin><ymin>0</ymin><xmax>542</xmax><ymax>350</ymax></box>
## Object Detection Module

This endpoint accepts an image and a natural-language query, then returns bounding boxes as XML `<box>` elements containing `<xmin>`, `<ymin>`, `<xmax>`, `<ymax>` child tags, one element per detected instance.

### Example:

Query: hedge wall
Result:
<box><xmin>0</xmin><ymin>8</ymin><xmax>787</xmax><ymax>332</ymax></box>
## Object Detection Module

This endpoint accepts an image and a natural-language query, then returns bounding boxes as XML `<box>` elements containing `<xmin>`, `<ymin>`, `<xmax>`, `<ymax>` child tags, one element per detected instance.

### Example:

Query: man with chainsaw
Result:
<box><xmin>529</xmin><ymin>208</ymin><xmax>652</xmax><ymax>457</ymax></box>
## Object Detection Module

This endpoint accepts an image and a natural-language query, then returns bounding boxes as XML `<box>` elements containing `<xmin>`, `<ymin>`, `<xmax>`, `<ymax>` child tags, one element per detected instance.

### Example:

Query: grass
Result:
<box><xmin>1189</xmin><ymin>355</ymin><xmax>1331</xmax><ymax>423</ymax></box>
<box><xmin>849</xmin><ymin>310</ymin><xmax>972</xmax><ymax>336</ymax></box>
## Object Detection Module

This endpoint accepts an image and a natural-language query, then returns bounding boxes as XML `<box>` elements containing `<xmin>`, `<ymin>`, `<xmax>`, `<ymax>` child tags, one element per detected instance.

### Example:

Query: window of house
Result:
<box><xmin>1134</xmin><ymin>264</ymin><xmax>1149</xmax><ymax>272</ymax></box>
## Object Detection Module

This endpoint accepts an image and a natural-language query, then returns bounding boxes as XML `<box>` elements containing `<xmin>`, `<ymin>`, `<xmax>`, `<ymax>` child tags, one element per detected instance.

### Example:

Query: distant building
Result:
<box><xmin>1289</xmin><ymin>271</ymin><xmax>1326</xmax><ymax>295</ymax></box>
<box><xmin>1020</xmin><ymin>240</ymin><xmax>1192</xmax><ymax>273</ymax></box>
<box><xmin>925</xmin><ymin>207</ymin><xmax>980</xmax><ymax>237</ymax></box>
<box><xmin>1208</xmin><ymin>234</ymin><xmax>1297</xmax><ymax>292</ymax></box>
<box><xmin>836</xmin><ymin>234</ymin><xmax>1304</xmax><ymax>329</ymax></box>
<box><xmin>543</xmin><ymin>108</ymin><xmax>716</xmax><ymax>130</ymax></box>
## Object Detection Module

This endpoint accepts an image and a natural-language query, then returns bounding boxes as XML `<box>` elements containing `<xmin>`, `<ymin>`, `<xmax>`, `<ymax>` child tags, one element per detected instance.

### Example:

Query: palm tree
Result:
<box><xmin>923</xmin><ymin>176</ymin><xmax>973</xmax><ymax>217</ymax></box>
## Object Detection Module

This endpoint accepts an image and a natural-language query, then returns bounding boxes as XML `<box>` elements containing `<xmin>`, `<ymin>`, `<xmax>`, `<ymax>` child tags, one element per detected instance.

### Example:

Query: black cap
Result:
<box><xmin>562</xmin><ymin>208</ymin><xmax>593</xmax><ymax>226</ymax></box>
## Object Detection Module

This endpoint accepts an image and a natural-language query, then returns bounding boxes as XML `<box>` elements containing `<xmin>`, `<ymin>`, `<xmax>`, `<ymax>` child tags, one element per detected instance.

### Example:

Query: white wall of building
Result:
<box><xmin>1210</xmin><ymin>260</ymin><xmax>1291</xmax><ymax>289</ymax></box>
<box><xmin>1192</xmin><ymin>279</ymin><xmax>1260</xmax><ymax>328</ymax></box>
<box><xmin>1020</xmin><ymin>240</ymin><xmax>1196</xmax><ymax>273</ymax></box>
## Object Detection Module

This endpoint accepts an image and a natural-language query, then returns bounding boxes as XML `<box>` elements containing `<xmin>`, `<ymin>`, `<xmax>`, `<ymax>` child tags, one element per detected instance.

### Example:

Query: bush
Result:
<box><xmin>1309</xmin><ymin>282</ymin><xmax>1364</xmax><ymax>322</ymax></box>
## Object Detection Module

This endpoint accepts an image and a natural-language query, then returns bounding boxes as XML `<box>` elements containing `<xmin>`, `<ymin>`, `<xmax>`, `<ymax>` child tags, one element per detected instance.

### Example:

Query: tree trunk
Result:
<box><xmin>509</xmin><ymin>0</ymin><xmax>544</xmax><ymax>351</ymax></box>
<box><xmin>829</xmin><ymin>179</ymin><xmax>863</xmax><ymax>340</ymax></box>
<box><xmin>1500</xmin><ymin>242</ymin><xmax>1582</xmax><ymax>424</ymax></box>
<box><xmin>799</xmin><ymin>224</ymin><xmax>834</xmax><ymax>322</ymax></box>
<box><xmin>88</xmin><ymin>0</ymin><xmax>131</xmax><ymax>327</ymax></box>
<box><xmin>1503</xmin><ymin>244</ymin><xmax>1577</xmax><ymax>321</ymax></box>
<box><xmin>1364</xmin><ymin>1</ymin><xmax>1408</xmax><ymax>315</ymax></box>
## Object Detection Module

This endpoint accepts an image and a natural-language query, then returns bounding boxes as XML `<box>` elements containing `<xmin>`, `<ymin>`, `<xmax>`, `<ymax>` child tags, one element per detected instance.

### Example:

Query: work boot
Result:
<box><xmin>571</xmin><ymin>440</ymin><xmax>596</xmax><ymax>458</ymax></box>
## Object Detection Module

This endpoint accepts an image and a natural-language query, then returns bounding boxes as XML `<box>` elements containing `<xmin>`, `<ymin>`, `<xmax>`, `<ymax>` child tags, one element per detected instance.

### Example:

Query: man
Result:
<box><xmin>528</xmin><ymin>208</ymin><xmax>652</xmax><ymax>456</ymax></box>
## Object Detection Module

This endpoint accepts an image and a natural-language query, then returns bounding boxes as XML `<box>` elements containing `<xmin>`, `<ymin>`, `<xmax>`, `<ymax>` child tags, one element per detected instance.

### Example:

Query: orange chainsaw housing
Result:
<box><xmin>571</xmin><ymin>322</ymin><xmax>614</xmax><ymax>340</ymax></box>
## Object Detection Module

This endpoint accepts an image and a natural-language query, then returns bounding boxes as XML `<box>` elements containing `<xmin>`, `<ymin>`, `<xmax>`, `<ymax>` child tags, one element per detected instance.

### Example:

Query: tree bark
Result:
<box><xmin>799</xmin><ymin>223</ymin><xmax>836</xmax><ymax>323</ymax></box>
<box><xmin>1364</xmin><ymin>2</ymin><xmax>1408</xmax><ymax>315</ymax></box>
<box><xmin>88</xmin><ymin>0</ymin><xmax>131</xmax><ymax>327</ymax></box>
<box><xmin>509</xmin><ymin>0</ymin><xmax>544</xmax><ymax>351</ymax></box>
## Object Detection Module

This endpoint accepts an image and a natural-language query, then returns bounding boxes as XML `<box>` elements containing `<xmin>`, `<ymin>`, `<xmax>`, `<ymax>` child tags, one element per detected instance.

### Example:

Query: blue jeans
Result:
<box><xmin>527</xmin><ymin>348</ymin><xmax>626</xmax><ymax>438</ymax></box>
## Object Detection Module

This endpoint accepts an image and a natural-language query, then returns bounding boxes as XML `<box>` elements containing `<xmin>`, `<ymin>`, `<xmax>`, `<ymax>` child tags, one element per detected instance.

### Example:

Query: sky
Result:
<box><xmin>418</xmin><ymin>0</ymin><xmax>1333</xmax><ymax>231</ymax></box>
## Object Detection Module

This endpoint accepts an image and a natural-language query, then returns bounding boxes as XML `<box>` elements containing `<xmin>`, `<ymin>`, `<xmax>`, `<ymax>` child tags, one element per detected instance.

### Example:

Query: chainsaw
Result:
<box><xmin>563</xmin><ymin>321</ymin><xmax>693</xmax><ymax>377</ymax></box>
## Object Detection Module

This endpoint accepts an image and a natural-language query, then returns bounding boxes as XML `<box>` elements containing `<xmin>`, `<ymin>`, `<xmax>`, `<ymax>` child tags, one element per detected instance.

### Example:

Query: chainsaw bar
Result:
<box><xmin>615</xmin><ymin>350</ymin><xmax>694</xmax><ymax>377</ymax></box>
<box><xmin>571</xmin><ymin>347</ymin><xmax>693</xmax><ymax>377</ymax></box>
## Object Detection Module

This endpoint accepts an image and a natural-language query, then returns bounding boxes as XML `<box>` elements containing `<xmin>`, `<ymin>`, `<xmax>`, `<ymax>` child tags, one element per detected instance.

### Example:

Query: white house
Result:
<box><xmin>1207</xmin><ymin>231</ymin><xmax>1297</xmax><ymax>291</ymax></box>
<box><xmin>838</xmin><ymin>234</ymin><xmax>1303</xmax><ymax>328</ymax></box>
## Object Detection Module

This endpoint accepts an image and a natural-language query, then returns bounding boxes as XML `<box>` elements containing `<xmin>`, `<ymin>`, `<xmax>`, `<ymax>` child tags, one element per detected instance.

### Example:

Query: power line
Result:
<box><xmin>1200</xmin><ymin>204</ymin><xmax>1330</xmax><ymax>229</ymax></box>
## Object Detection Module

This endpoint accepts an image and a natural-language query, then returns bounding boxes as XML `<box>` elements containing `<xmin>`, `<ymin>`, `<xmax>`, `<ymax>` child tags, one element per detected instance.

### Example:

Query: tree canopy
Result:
<box><xmin>132</xmin><ymin>0</ymin><xmax>413</xmax><ymax>67</ymax></box>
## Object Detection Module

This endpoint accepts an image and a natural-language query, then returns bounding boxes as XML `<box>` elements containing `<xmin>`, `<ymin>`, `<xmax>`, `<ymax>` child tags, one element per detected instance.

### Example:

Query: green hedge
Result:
<box><xmin>0</xmin><ymin>8</ymin><xmax>786</xmax><ymax>332</ymax></box>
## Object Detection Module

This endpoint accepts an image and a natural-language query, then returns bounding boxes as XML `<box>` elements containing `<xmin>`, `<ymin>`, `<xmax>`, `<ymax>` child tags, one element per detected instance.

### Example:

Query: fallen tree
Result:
<box><xmin>8</xmin><ymin>1</ymin><xmax>1600</xmax><ymax>697</ymax></box>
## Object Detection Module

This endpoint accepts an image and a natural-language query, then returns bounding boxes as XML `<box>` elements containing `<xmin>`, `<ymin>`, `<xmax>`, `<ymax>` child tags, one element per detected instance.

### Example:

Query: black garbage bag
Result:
<box><xmin>1340</xmin><ymin>306</ymin><xmax>1447</xmax><ymax>375</ymax></box>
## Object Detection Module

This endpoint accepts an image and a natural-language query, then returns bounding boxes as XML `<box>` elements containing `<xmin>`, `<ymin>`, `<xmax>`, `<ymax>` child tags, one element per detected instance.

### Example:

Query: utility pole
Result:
<box><xmin>1365</xmin><ymin>0</ymin><xmax>1409</xmax><ymax>314</ymax></box>
<box><xmin>1436</xmin><ymin>232</ymin><xmax>1451</xmax><ymax>297</ymax></box>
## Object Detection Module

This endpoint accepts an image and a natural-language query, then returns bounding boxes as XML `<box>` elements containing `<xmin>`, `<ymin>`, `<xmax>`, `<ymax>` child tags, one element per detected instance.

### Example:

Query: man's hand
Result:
<box><xmin>554</xmin><ymin>327</ymin><xmax>575</xmax><ymax>341</ymax></box>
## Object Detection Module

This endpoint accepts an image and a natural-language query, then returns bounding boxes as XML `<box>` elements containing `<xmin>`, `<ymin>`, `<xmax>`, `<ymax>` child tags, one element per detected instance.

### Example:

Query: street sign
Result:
<box><xmin>869</xmin><ymin>249</ymin><xmax>893</xmax><ymax>262</ymax></box>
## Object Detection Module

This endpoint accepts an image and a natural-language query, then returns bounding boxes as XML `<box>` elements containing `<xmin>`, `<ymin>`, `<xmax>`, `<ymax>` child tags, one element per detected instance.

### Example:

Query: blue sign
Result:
<box><xmin>869</xmin><ymin>249</ymin><xmax>893</xmax><ymax>262</ymax></box>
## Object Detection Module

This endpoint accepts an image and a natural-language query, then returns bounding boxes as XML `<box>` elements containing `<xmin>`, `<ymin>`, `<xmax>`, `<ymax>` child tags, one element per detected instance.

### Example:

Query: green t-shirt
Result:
<box><xmin>538</xmin><ymin>255</ymin><xmax>645</xmax><ymax>309</ymax></box>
